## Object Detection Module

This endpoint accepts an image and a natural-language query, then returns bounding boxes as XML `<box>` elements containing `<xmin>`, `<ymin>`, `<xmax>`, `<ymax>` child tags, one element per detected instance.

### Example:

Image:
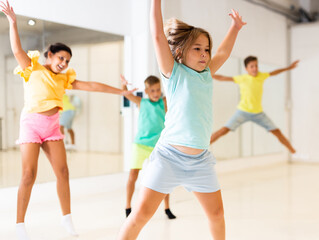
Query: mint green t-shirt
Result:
<box><xmin>159</xmin><ymin>61</ymin><xmax>213</xmax><ymax>149</ymax></box>
<box><xmin>134</xmin><ymin>98</ymin><xmax>165</xmax><ymax>147</ymax></box>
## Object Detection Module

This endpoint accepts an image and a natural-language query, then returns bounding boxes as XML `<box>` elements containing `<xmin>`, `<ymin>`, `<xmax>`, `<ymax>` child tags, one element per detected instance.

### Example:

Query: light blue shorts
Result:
<box><xmin>59</xmin><ymin>110</ymin><xmax>75</xmax><ymax>129</ymax></box>
<box><xmin>141</xmin><ymin>142</ymin><xmax>220</xmax><ymax>194</ymax></box>
<box><xmin>225</xmin><ymin>109</ymin><xmax>277</xmax><ymax>132</ymax></box>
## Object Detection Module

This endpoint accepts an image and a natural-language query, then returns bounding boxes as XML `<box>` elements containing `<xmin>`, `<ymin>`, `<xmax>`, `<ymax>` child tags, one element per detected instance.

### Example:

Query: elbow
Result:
<box><xmin>13</xmin><ymin>50</ymin><xmax>25</xmax><ymax>59</ymax></box>
<box><xmin>151</xmin><ymin>32</ymin><xmax>162</xmax><ymax>43</ymax></box>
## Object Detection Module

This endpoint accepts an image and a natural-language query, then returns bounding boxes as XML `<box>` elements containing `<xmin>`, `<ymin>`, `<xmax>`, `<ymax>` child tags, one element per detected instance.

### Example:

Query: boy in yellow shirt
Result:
<box><xmin>211</xmin><ymin>56</ymin><xmax>298</xmax><ymax>153</ymax></box>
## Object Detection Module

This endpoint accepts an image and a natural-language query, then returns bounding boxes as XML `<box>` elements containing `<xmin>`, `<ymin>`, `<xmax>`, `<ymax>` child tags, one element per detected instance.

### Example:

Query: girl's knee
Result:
<box><xmin>57</xmin><ymin>167</ymin><xmax>69</xmax><ymax>180</ymax></box>
<box><xmin>209</xmin><ymin>207</ymin><xmax>224</xmax><ymax>221</ymax></box>
<box><xmin>21</xmin><ymin>170</ymin><xmax>37</xmax><ymax>186</ymax></box>
<box><xmin>133</xmin><ymin>205</ymin><xmax>156</xmax><ymax>224</ymax></box>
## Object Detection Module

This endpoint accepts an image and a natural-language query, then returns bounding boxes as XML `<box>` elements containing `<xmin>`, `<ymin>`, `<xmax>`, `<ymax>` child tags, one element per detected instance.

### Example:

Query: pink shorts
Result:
<box><xmin>16</xmin><ymin>111</ymin><xmax>64</xmax><ymax>145</ymax></box>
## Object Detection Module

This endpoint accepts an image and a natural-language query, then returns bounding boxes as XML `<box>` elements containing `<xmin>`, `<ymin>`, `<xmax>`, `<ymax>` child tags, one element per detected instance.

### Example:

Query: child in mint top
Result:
<box><xmin>160</xmin><ymin>61</ymin><xmax>213</xmax><ymax>149</ymax></box>
<box><xmin>120</xmin><ymin>75</ymin><xmax>176</xmax><ymax>220</ymax></box>
<box><xmin>117</xmin><ymin>1</ymin><xmax>246</xmax><ymax>239</ymax></box>
<box><xmin>134</xmin><ymin>97</ymin><xmax>165</xmax><ymax>147</ymax></box>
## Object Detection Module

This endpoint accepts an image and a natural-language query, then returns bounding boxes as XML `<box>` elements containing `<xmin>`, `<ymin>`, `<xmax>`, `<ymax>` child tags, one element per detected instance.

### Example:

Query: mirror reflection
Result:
<box><xmin>211</xmin><ymin>57</ymin><xmax>289</xmax><ymax>159</ymax></box>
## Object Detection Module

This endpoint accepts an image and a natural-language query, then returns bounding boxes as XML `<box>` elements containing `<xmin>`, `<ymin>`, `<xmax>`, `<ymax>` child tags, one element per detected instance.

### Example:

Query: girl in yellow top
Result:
<box><xmin>1</xmin><ymin>1</ymin><xmax>136</xmax><ymax>240</ymax></box>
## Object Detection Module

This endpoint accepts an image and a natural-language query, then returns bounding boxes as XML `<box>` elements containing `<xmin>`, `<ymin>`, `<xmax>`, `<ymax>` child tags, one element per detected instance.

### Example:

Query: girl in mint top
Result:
<box><xmin>160</xmin><ymin>61</ymin><xmax>213</xmax><ymax>149</ymax></box>
<box><xmin>117</xmin><ymin>1</ymin><xmax>246</xmax><ymax>239</ymax></box>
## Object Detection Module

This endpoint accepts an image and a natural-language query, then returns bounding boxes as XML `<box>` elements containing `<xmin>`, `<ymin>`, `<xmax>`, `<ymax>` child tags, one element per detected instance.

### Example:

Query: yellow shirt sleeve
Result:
<box><xmin>259</xmin><ymin>72</ymin><xmax>270</xmax><ymax>81</ymax></box>
<box><xmin>65</xmin><ymin>68</ymin><xmax>76</xmax><ymax>90</ymax></box>
<box><xmin>14</xmin><ymin>51</ymin><xmax>41</xmax><ymax>82</ymax></box>
<box><xmin>233</xmin><ymin>74</ymin><xmax>245</xmax><ymax>84</ymax></box>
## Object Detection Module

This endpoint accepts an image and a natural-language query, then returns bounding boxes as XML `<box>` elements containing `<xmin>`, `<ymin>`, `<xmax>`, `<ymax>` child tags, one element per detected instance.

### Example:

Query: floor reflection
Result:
<box><xmin>0</xmin><ymin>150</ymin><xmax>123</xmax><ymax>188</ymax></box>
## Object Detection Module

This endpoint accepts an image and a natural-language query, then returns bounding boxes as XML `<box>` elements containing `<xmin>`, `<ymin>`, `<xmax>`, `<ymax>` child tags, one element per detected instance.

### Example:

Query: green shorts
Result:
<box><xmin>131</xmin><ymin>143</ymin><xmax>154</xmax><ymax>169</ymax></box>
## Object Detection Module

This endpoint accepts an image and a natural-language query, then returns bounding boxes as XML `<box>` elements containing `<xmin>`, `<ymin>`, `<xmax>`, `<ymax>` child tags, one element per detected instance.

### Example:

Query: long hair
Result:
<box><xmin>164</xmin><ymin>18</ymin><xmax>212</xmax><ymax>63</ymax></box>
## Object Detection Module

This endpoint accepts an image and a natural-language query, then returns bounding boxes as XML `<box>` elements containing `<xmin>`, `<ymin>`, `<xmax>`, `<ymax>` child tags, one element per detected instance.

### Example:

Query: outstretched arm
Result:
<box><xmin>213</xmin><ymin>74</ymin><xmax>234</xmax><ymax>82</ymax></box>
<box><xmin>0</xmin><ymin>0</ymin><xmax>30</xmax><ymax>69</ymax></box>
<box><xmin>269</xmin><ymin>60</ymin><xmax>299</xmax><ymax>76</ymax></box>
<box><xmin>120</xmin><ymin>75</ymin><xmax>142</xmax><ymax>106</ymax></box>
<box><xmin>71</xmin><ymin>80</ymin><xmax>137</xmax><ymax>96</ymax></box>
<box><xmin>150</xmin><ymin>0</ymin><xmax>174</xmax><ymax>78</ymax></box>
<box><xmin>209</xmin><ymin>9</ymin><xmax>246</xmax><ymax>75</ymax></box>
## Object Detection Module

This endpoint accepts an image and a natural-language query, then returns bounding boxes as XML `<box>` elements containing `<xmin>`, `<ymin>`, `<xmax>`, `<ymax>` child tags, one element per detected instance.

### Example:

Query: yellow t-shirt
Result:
<box><xmin>14</xmin><ymin>51</ymin><xmax>76</xmax><ymax>113</ymax></box>
<box><xmin>233</xmin><ymin>72</ymin><xmax>270</xmax><ymax>113</ymax></box>
<box><xmin>62</xmin><ymin>95</ymin><xmax>76</xmax><ymax>112</ymax></box>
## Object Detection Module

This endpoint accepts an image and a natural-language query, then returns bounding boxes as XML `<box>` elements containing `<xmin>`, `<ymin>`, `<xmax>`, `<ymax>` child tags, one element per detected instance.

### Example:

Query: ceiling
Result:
<box><xmin>1</xmin><ymin>0</ymin><xmax>318</xmax><ymax>38</ymax></box>
<box><xmin>0</xmin><ymin>13</ymin><xmax>123</xmax><ymax>45</ymax></box>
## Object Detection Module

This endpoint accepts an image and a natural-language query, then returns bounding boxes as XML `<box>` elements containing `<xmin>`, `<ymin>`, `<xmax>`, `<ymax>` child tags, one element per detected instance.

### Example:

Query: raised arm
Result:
<box><xmin>71</xmin><ymin>80</ymin><xmax>137</xmax><ymax>96</ymax></box>
<box><xmin>163</xmin><ymin>97</ymin><xmax>167</xmax><ymax>112</ymax></box>
<box><xmin>0</xmin><ymin>0</ymin><xmax>30</xmax><ymax>69</ymax></box>
<box><xmin>120</xmin><ymin>75</ymin><xmax>142</xmax><ymax>106</ymax></box>
<box><xmin>209</xmin><ymin>10</ymin><xmax>246</xmax><ymax>75</ymax></box>
<box><xmin>213</xmin><ymin>74</ymin><xmax>234</xmax><ymax>82</ymax></box>
<box><xmin>269</xmin><ymin>60</ymin><xmax>299</xmax><ymax>76</ymax></box>
<box><xmin>150</xmin><ymin>0</ymin><xmax>174</xmax><ymax>78</ymax></box>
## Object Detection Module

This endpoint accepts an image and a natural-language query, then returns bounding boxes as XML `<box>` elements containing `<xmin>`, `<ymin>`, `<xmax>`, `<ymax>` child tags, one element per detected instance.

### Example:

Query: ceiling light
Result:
<box><xmin>28</xmin><ymin>19</ymin><xmax>36</xmax><ymax>26</ymax></box>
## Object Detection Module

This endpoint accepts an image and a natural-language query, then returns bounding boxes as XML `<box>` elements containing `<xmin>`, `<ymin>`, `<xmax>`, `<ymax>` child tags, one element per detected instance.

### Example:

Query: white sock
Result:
<box><xmin>16</xmin><ymin>223</ymin><xmax>30</xmax><ymax>240</ymax></box>
<box><xmin>61</xmin><ymin>214</ymin><xmax>78</xmax><ymax>237</ymax></box>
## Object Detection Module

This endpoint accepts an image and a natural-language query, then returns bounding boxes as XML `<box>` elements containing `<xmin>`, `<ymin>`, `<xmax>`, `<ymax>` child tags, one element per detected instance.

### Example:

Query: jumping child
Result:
<box><xmin>0</xmin><ymin>1</ymin><xmax>136</xmax><ymax>239</ymax></box>
<box><xmin>120</xmin><ymin>74</ymin><xmax>176</xmax><ymax>220</ymax></box>
<box><xmin>210</xmin><ymin>56</ymin><xmax>298</xmax><ymax>153</ymax></box>
<box><xmin>117</xmin><ymin>0</ymin><xmax>246</xmax><ymax>239</ymax></box>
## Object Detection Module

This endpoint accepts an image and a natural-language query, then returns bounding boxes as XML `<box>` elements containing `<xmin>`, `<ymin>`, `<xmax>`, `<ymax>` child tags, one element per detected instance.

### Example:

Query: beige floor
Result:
<box><xmin>0</xmin><ymin>151</ymin><xmax>319</xmax><ymax>240</ymax></box>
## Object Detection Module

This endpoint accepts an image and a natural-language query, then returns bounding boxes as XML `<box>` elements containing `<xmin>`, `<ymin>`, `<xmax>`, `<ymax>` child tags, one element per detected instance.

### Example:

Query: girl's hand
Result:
<box><xmin>229</xmin><ymin>9</ymin><xmax>246</xmax><ymax>30</ymax></box>
<box><xmin>120</xmin><ymin>74</ymin><xmax>131</xmax><ymax>86</ymax></box>
<box><xmin>122</xmin><ymin>88</ymin><xmax>138</xmax><ymax>96</ymax></box>
<box><xmin>0</xmin><ymin>0</ymin><xmax>16</xmax><ymax>24</ymax></box>
<box><xmin>289</xmin><ymin>60</ymin><xmax>299</xmax><ymax>69</ymax></box>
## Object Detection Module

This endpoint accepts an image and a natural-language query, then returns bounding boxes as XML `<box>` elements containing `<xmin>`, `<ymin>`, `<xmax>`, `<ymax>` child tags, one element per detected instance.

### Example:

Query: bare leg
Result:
<box><xmin>117</xmin><ymin>187</ymin><xmax>166</xmax><ymax>240</ymax></box>
<box><xmin>41</xmin><ymin>140</ymin><xmax>70</xmax><ymax>215</ymax></box>
<box><xmin>164</xmin><ymin>194</ymin><xmax>170</xmax><ymax>209</ymax></box>
<box><xmin>42</xmin><ymin>140</ymin><xmax>78</xmax><ymax>236</ymax></box>
<box><xmin>210</xmin><ymin>127</ymin><xmax>230</xmax><ymax>144</ymax></box>
<box><xmin>67</xmin><ymin>129</ymin><xmax>75</xmax><ymax>145</ymax></box>
<box><xmin>194</xmin><ymin>190</ymin><xmax>225</xmax><ymax>240</ymax></box>
<box><xmin>17</xmin><ymin>143</ymin><xmax>40</xmax><ymax>223</ymax></box>
<box><xmin>126</xmin><ymin>169</ymin><xmax>140</xmax><ymax>209</ymax></box>
<box><xmin>60</xmin><ymin>126</ymin><xmax>65</xmax><ymax>135</ymax></box>
<box><xmin>270</xmin><ymin>129</ymin><xmax>296</xmax><ymax>153</ymax></box>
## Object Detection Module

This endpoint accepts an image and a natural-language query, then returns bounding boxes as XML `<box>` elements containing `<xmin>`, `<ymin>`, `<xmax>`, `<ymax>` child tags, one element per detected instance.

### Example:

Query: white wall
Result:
<box><xmin>163</xmin><ymin>0</ymin><xmax>288</xmax><ymax>65</ymax></box>
<box><xmin>11</xmin><ymin>0</ymin><xmax>132</xmax><ymax>36</ymax></box>
<box><xmin>291</xmin><ymin>22</ymin><xmax>319</xmax><ymax>162</ymax></box>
